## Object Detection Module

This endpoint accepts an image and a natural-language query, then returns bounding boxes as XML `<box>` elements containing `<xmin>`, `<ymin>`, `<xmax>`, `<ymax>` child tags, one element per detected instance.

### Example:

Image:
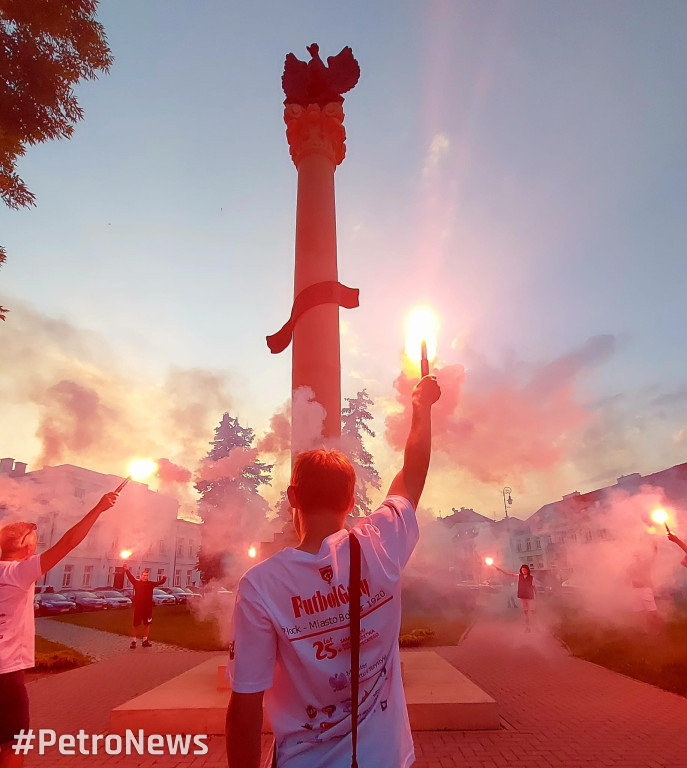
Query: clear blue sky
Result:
<box><xmin>2</xmin><ymin>0</ymin><xmax>687</xmax><ymax>519</ymax></box>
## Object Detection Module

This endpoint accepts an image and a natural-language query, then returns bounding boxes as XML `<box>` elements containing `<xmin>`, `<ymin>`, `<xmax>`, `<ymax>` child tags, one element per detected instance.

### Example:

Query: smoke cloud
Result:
<box><xmin>0</xmin><ymin>303</ymin><xmax>233</xmax><ymax>486</ymax></box>
<box><xmin>385</xmin><ymin>335</ymin><xmax>615</xmax><ymax>484</ymax></box>
<box><xmin>156</xmin><ymin>457</ymin><xmax>193</xmax><ymax>484</ymax></box>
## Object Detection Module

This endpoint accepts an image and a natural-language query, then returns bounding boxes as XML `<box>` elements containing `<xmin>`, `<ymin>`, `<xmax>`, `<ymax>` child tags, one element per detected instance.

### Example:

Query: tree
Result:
<box><xmin>341</xmin><ymin>389</ymin><xmax>381</xmax><ymax>516</ymax></box>
<box><xmin>196</xmin><ymin>414</ymin><xmax>273</xmax><ymax>583</ymax></box>
<box><xmin>0</xmin><ymin>0</ymin><xmax>112</xmax><ymax>315</ymax></box>
<box><xmin>0</xmin><ymin>247</ymin><xmax>7</xmax><ymax>320</ymax></box>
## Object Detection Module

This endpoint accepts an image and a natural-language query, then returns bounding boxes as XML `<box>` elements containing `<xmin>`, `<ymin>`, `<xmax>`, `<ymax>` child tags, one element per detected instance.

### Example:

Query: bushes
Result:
<box><xmin>34</xmin><ymin>637</ymin><xmax>91</xmax><ymax>672</ymax></box>
<box><xmin>399</xmin><ymin>628</ymin><xmax>435</xmax><ymax>647</ymax></box>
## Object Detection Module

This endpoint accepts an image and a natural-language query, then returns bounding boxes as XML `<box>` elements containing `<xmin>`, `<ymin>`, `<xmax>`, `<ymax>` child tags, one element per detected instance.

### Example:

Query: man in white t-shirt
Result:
<box><xmin>226</xmin><ymin>374</ymin><xmax>441</xmax><ymax>768</ymax></box>
<box><xmin>0</xmin><ymin>492</ymin><xmax>118</xmax><ymax>768</ymax></box>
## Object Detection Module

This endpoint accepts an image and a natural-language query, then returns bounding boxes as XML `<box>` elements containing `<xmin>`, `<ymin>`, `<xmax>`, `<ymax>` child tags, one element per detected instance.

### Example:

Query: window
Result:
<box><xmin>158</xmin><ymin>540</ymin><xmax>166</xmax><ymax>554</ymax></box>
<box><xmin>526</xmin><ymin>539</ymin><xmax>532</xmax><ymax>551</ymax></box>
<box><xmin>188</xmin><ymin>542</ymin><xmax>195</xmax><ymax>558</ymax></box>
<box><xmin>535</xmin><ymin>539</ymin><xmax>541</xmax><ymax>550</ymax></box>
<box><xmin>174</xmin><ymin>569</ymin><xmax>181</xmax><ymax>587</ymax></box>
<box><xmin>517</xmin><ymin>542</ymin><xmax>522</xmax><ymax>552</ymax></box>
<box><xmin>585</xmin><ymin>530</ymin><xmax>593</xmax><ymax>542</ymax></box>
<box><xmin>176</xmin><ymin>538</ymin><xmax>184</xmax><ymax>556</ymax></box>
<box><xmin>83</xmin><ymin>565</ymin><xmax>93</xmax><ymax>587</ymax></box>
<box><xmin>108</xmin><ymin>566</ymin><xmax>114</xmax><ymax>586</ymax></box>
<box><xmin>157</xmin><ymin>569</ymin><xmax>165</xmax><ymax>581</ymax></box>
<box><xmin>186</xmin><ymin>570</ymin><xmax>193</xmax><ymax>586</ymax></box>
<box><xmin>62</xmin><ymin>564</ymin><xmax>73</xmax><ymax>587</ymax></box>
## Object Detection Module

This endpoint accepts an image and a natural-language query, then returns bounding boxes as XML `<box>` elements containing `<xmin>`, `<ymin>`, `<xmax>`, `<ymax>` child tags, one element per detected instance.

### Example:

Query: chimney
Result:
<box><xmin>0</xmin><ymin>458</ymin><xmax>14</xmax><ymax>475</ymax></box>
<box><xmin>10</xmin><ymin>461</ymin><xmax>27</xmax><ymax>477</ymax></box>
<box><xmin>617</xmin><ymin>473</ymin><xmax>641</xmax><ymax>486</ymax></box>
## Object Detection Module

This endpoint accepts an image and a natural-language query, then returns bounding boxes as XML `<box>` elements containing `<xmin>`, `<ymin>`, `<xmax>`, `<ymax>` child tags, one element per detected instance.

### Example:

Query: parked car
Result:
<box><xmin>36</xmin><ymin>593</ymin><xmax>76</xmax><ymax>616</ymax></box>
<box><xmin>177</xmin><ymin>587</ymin><xmax>202</xmax><ymax>600</ymax></box>
<box><xmin>34</xmin><ymin>585</ymin><xmax>56</xmax><ymax>595</ymax></box>
<box><xmin>92</xmin><ymin>588</ymin><xmax>133</xmax><ymax>608</ymax></box>
<box><xmin>152</xmin><ymin>588</ymin><xmax>176</xmax><ymax>606</ymax></box>
<box><xmin>158</xmin><ymin>586</ymin><xmax>188</xmax><ymax>604</ymax></box>
<box><xmin>59</xmin><ymin>589</ymin><xmax>107</xmax><ymax>611</ymax></box>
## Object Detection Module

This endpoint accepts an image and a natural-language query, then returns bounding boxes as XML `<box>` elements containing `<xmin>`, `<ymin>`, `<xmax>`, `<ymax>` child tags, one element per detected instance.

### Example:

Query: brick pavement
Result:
<box><xmin>19</xmin><ymin>610</ymin><xmax>687</xmax><ymax>767</ymax></box>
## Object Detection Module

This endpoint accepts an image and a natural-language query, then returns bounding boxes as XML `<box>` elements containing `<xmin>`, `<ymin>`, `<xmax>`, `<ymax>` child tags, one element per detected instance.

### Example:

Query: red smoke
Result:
<box><xmin>37</xmin><ymin>380</ymin><xmax>108</xmax><ymax>466</ymax></box>
<box><xmin>195</xmin><ymin>448</ymin><xmax>259</xmax><ymax>484</ymax></box>
<box><xmin>386</xmin><ymin>336</ymin><xmax>614</xmax><ymax>484</ymax></box>
<box><xmin>257</xmin><ymin>406</ymin><xmax>291</xmax><ymax>455</ymax></box>
<box><xmin>156</xmin><ymin>458</ymin><xmax>192</xmax><ymax>484</ymax></box>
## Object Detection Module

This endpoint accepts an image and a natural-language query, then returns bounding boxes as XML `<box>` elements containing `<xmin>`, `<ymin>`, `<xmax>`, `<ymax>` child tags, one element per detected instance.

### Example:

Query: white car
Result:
<box><xmin>152</xmin><ymin>588</ymin><xmax>176</xmax><ymax>606</ymax></box>
<box><xmin>93</xmin><ymin>589</ymin><xmax>133</xmax><ymax>609</ymax></box>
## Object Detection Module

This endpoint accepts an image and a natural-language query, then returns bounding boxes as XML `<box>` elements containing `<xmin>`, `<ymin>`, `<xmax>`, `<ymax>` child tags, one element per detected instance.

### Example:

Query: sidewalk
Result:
<box><xmin>415</xmin><ymin>612</ymin><xmax>687</xmax><ymax>768</ymax></box>
<box><xmin>22</xmin><ymin>613</ymin><xmax>687</xmax><ymax>767</ymax></box>
<box><xmin>35</xmin><ymin>617</ymin><xmax>188</xmax><ymax>658</ymax></box>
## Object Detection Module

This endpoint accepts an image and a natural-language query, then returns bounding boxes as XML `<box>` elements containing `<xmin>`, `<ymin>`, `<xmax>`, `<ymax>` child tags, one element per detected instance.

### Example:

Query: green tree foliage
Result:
<box><xmin>341</xmin><ymin>389</ymin><xmax>381</xmax><ymax>516</ymax></box>
<box><xmin>0</xmin><ymin>247</ymin><xmax>7</xmax><ymax>320</ymax></box>
<box><xmin>196</xmin><ymin>414</ymin><xmax>273</xmax><ymax>583</ymax></box>
<box><xmin>0</xmin><ymin>0</ymin><xmax>112</xmax><ymax>316</ymax></box>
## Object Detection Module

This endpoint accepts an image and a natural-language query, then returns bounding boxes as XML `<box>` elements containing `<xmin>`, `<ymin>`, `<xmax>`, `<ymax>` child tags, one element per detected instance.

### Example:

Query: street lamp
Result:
<box><xmin>502</xmin><ymin>487</ymin><xmax>513</xmax><ymax>519</ymax></box>
<box><xmin>502</xmin><ymin>486</ymin><xmax>514</xmax><ymax>573</ymax></box>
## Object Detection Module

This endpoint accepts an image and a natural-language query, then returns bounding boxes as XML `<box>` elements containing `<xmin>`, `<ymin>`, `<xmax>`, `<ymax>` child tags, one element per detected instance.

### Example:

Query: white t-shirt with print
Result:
<box><xmin>0</xmin><ymin>555</ymin><xmax>42</xmax><ymax>674</ymax></box>
<box><xmin>228</xmin><ymin>495</ymin><xmax>418</xmax><ymax>768</ymax></box>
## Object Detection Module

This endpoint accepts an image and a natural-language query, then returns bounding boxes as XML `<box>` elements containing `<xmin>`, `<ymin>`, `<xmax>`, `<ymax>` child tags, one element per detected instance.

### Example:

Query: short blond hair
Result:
<box><xmin>0</xmin><ymin>521</ymin><xmax>37</xmax><ymax>558</ymax></box>
<box><xmin>290</xmin><ymin>449</ymin><xmax>356</xmax><ymax>514</ymax></box>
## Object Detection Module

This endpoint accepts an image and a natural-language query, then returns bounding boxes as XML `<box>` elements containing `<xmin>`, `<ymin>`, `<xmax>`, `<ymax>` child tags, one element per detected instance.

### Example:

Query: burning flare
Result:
<box><xmin>126</xmin><ymin>458</ymin><xmax>158</xmax><ymax>482</ymax></box>
<box><xmin>405</xmin><ymin>307</ymin><xmax>438</xmax><ymax>365</ymax></box>
<box><xmin>120</xmin><ymin>549</ymin><xmax>132</xmax><ymax>560</ymax></box>
<box><xmin>484</xmin><ymin>557</ymin><xmax>494</xmax><ymax>566</ymax></box>
<box><xmin>651</xmin><ymin>507</ymin><xmax>671</xmax><ymax>533</ymax></box>
<box><xmin>248</xmin><ymin>546</ymin><xmax>257</xmax><ymax>559</ymax></box>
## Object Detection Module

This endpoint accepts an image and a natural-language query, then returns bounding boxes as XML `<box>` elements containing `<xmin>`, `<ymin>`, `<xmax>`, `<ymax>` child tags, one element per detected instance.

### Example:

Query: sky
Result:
<box><xmin>2</xmin><ymin>0</ymin><xmax>687</xmax><ymax>522</ymax></box>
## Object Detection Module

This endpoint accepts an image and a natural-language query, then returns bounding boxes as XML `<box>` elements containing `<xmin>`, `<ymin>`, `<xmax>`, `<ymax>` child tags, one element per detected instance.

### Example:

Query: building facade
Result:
<box><xmin>0</xmin><ymin>458</ymin><xmax>201</xmax><ymax>590</ymax></box>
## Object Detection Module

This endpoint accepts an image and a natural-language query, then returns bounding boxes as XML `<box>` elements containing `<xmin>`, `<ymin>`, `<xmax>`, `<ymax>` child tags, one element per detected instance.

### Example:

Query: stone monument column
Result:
<box><xmin>286</xmin><ymin>103</ymin><xmax>346</xmax><ymax>445</ymax></box>
<box><xmin>267</xmin><ymin>45</ymin><xmax>360</xmax><ymax>456</ymax></box>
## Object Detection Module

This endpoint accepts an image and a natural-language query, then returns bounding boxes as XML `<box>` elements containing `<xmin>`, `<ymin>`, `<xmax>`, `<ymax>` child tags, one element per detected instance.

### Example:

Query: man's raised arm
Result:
<box><xmin>40</xmin><ymin>492</ymin><xmax>118</xmax><ymax>574</ymax></box>
<box><xmin>388</xmin><ymin>375</ymin><xmax>441</xmax><ymax>508</ymax></box>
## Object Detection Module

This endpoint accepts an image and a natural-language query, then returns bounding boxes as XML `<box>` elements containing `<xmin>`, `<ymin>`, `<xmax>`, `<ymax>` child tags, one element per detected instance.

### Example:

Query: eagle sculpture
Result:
<box><xmin>282</xmin><ymin>44</ymin><xmax>360</xmax><ymax>109</ymax></box>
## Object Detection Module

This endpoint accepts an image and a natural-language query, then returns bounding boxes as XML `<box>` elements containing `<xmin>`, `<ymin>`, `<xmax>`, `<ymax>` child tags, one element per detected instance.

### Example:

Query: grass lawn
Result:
<box><xmin>52</xmin><ymin>604</ymin><xmax>228</xmax><ymax>651</ymax></box>
<box><xmin>400</xmin><ymin>612</ymin><xmax>473</xmax><ymax>647</ymax></box>
<box><xmin>34</xmin><ymin>636</ymin><xmax>91</xmax><ymax>672</ymax></box>
<box><xmin>554</xmin><ymin>606</ymin><xmax>687</xmax><ymax>698</ymax></box>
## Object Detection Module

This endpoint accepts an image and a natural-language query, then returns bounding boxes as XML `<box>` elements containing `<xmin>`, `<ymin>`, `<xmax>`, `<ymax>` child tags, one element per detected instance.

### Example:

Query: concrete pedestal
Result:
<box><xmin>110</xmin><ymin>650</ymin><xmax>499</xmax><ymax>734</ymax></box>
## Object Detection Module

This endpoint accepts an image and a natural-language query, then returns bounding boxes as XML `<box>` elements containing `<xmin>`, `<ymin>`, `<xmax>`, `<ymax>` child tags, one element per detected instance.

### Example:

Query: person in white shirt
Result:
<box><xmin>226</xmin><ymin>374</ymin><xmax>441</xmax><ymax>768</ymax></box>
<box><xmin>0</xmin><ymin>492</ymin><xmax>118</xmax><ymax>768</ymax></box>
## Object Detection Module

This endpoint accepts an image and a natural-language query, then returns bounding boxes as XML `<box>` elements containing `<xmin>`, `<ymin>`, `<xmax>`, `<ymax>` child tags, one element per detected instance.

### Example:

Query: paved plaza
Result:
<box><xmin>22</xmin><ymin>611</ymin><xmax>687</xmax><ymax>767</ymax></box>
